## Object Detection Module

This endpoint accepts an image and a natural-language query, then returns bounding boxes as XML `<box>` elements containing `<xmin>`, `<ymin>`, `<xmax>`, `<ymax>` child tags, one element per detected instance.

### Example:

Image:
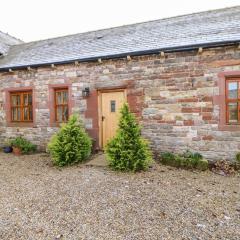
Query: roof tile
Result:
<box><xmin>0</xmin><ymin>6</ymin><xmax>239</xmax><ymax>69</ymax></box>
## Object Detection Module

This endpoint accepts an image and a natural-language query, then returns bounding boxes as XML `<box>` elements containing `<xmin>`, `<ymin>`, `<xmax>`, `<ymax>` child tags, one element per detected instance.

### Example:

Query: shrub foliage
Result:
<box><xmin>10</xmin><ymin>136</ymin><xmax>36</xmax><ymax>154</ymax></box>
<box><xmin>48</xmin><ymin>114</ymin><xmax>92</xmax><ymax>166</ymax></box>
<box><xmin>105</xmin><ymin>103</ymin><xmax>152</xmax><ymax>172</ymax></box>
<box><xmin>160</xmin><ymin>150</ymin><xmax>208</xmax><ymax>171</ymax></box>
<box><xmin>235</xmin><ymin>153</ymin><xmax>240</xmax><ymax>170</ymax></box>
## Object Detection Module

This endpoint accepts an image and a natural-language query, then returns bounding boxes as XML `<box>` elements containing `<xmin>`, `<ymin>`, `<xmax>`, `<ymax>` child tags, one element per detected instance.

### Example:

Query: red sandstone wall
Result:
<box><xmin>0</xmin><ymin>45</ymin><xmax>239</xmax><ymax>160</ymax></box>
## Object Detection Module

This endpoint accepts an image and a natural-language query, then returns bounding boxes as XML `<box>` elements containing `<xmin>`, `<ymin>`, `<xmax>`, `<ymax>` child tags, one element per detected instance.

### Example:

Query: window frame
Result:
<box><xmin>10</xmin><ymin>91</ymin><xmax>33</xmax><ymax>122</ymax></box>
<box><xmin>215</xmin><ymin>71</ymin><xmax>240</xmax><ymax>131</ymax></box>
<box><xmin>48</xmin><ymin>84</ymin><xmax>73</xmax><ymax>126</ymax></box>
<box><xmin>4</xmin><ymin>87</ymin><xmax>36</xmax><ymax>127</ymax></box>
<box><xmin>225</xmin><ymin>79</ymin><xmax>240</xmax><ymax>124</ymax></box>
<box><xmin>54</xmin><ymin>88</ymin><xmax>69</xmax><ymax>123</ymax></box>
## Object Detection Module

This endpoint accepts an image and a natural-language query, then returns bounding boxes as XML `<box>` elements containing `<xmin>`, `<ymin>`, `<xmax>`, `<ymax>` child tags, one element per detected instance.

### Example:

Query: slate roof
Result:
<box><xmin>0</xmin><ymin>6</ymin><xmax>239</xmax><ymax>70</ymax></box>
<box><xmin>0</xmin><ymin>31</ymin><xmax>23</xmax><ymax>55</ymax></box>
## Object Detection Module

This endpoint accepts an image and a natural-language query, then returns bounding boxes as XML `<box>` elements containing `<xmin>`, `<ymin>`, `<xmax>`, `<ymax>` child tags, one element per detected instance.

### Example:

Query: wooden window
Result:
<box><xmin>10</xmin><ymin>91</ymin><xmax>33</xmax><ymax>122</ymax></box>
<box><xmin>226</xmin><ymin>79</ymin><xmax>240</xmax><ymax>124</ymax></box>
<box><xmin>55</xmin><ymin>88</ymin><xmax>69</xmax><ymax>122</ymax></box>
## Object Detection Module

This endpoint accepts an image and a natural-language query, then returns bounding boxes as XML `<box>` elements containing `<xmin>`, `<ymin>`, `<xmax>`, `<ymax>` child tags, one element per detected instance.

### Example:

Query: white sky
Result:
<box><xmin>0</xmin><ymin>0</ymin><xmax>239</xmax><ymax>42</ymax></box>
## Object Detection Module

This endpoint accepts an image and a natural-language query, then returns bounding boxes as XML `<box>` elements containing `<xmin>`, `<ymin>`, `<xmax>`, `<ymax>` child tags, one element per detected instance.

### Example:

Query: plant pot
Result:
<box><xmin>3</xmin><ymin>146</ymin><xmax>13</xmax><ymax>153</ymax></box>
<box><xmin>12</xmin><ymin>147</ymin><xmax>22</xmax><ymax>156</ymax></box>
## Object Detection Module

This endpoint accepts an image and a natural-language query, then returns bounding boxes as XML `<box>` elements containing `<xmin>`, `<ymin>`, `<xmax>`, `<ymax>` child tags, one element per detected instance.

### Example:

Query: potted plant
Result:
<box><xmin>10</xmin><ymin>137</ymin><xmax>37</xmax><ymax>155</ymax></box>
<box><xmin>2</xmin><ymin>140</ymin><xmax>13</xmax><ymax>153</ymax></box>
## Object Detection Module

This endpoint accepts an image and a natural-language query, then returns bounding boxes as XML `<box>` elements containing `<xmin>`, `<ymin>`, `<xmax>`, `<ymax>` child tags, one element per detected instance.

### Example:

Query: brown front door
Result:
<box><xmin>100</xmin><ymin>90</ymin><xmax>126</xmax><ymax>147</ymax></box>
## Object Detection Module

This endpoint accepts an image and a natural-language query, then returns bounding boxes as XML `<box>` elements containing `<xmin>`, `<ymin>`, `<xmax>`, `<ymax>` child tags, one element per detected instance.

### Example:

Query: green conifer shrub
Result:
<box><xmin>48</xmin><ymin>114</ymin><xmax>92</xmax><ymax>166</ymax></box>
<box><xmin>105</xmin><ymin>103</ymin><xmax>152</xmax><ymax>172</ymax></box>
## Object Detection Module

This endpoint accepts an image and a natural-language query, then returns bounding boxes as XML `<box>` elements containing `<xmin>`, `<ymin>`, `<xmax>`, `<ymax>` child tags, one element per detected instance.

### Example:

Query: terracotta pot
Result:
<box><xmin>12</xmin><ymin>147</ymin><xmax>22</xmax><ymax>156</ymax></box>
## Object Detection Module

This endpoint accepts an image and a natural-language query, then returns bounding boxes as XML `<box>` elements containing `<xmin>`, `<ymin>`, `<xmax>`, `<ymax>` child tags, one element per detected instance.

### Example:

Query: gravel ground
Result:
<box><xmin>0</xmin><ymin>153</ymin><xmax>239</xmax><ymax>240</ymax></box>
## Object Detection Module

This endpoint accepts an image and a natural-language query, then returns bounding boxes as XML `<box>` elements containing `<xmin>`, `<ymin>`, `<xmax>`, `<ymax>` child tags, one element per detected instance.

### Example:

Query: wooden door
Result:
<box><xmin>100</xmin><ymin>90</ymin><xmax>125</xmax><ymax>147</ymax></box>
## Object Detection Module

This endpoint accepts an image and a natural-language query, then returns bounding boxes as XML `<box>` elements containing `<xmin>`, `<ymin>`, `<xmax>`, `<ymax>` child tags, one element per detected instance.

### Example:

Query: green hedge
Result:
<box><xmin>159</xmin><ymin>150</ymin><xmax>208</xmax><ymax>171</ymax></box>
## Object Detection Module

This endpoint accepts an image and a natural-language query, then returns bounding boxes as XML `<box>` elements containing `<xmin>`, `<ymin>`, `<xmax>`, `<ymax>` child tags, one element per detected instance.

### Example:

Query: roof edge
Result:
<box><xmin>0</xmin><ymin>30</ymin><xmax>23</xmax><ymax>44</ymax></box>
<box><xmin>0</xmin><ymin>40</ymin><xmax>239</xmax><ymax>72</ymax></box>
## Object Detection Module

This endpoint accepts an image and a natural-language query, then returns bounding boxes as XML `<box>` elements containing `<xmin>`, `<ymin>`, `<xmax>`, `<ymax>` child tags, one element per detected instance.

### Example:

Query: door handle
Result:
<box><xmin>102</xmin><ymin>116</ymin><xmax>105</xmax><ymax>121</ymax></box>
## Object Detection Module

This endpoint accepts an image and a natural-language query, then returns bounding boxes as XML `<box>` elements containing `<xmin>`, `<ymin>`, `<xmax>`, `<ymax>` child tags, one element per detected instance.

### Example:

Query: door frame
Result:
<box><xmin>98</xmin><ymin>88</ymin><xmax>127</xmax><ymax>149</ymax></box>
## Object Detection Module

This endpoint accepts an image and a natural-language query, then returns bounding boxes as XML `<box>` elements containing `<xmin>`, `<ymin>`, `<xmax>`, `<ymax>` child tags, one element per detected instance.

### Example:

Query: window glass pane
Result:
<box><xmin>29</xmin><ymin>107</ymin><xmax>33</xmax><ymax>121</ymax></box>
<box><xmin>23</xmin><ymin>94</ymin><xmax>28</xmax><ymax>106</ymax></box>
<box><xmin>23</xmin><ymin>93</ymin><xmax>32</xmax><ymax>106</ymax></box>
<box><xmin>57</xmin><ymin>106</ymin><xmax>63</xmax><ymax>122</ymax></box>
<box><xmin>56</xmin><ymin>92</ymin><xmax>63</xmax><ymax>104</ymax></box>
<box><xmin>17</xmin><ymin>95</ymin><xmax>21</xmax><ymax>105</ymax></box>
<box><xmin>11</xmin><ymin>95</ymin><xmax>21</xmax><ymax>106</ymax></box>
<box><xmin>28</xmin><ymin>94</ymin><xmax>32</xmax><ymax>105</ymax></box>
<box><xmin>23</xmin><ymin>107</ymin><xmax>29</xmax><ymax>120</ymax></box>
<box><xmin>63</xmin><ymin>91</ymin><xmax>68</xmax><ymax>104</ymax></box>
<box><xmin>110</xmin><ymin>100</ymin><xmax>116</xmax><ymax>112</ymax></box>
<box><xmin>63</xmin><ymin>106</ymin><xmax>68</xmax><ymax>121</ymax></box>
<box><xmin>12</xmin><ymin>107</ymin><xmax>21</xmax><ymax>121</ymax></box>
<box><xmin>11</xmin><ymin>108</ymin><xmax>16</xmax><ymax>121</ymax></box>
<box><xmin>228</xmin><ymin>82</ymin><xmax>238</xmax><ymax>99</ymax></box>
<box><xmin>11</xmin><ymin>96</ymin><xmax>17</xmax><ymax>105</ymax></box>
<box><xmin>228</xmin><ymin>103</ymin><xmax>238</xmax><ymax>123</ymax></box>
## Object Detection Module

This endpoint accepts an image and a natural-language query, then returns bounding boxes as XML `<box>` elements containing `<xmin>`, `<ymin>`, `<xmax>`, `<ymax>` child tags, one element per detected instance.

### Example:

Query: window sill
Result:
<box><xmin>7</xmin><ymin>122</ymin><xmax>36</xmax><ymax>128</ymax></box>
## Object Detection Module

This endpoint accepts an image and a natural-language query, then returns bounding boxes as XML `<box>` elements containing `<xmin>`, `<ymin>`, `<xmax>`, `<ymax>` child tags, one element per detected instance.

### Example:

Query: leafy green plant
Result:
<box><xmin>193</xmin><ymin>152</ymin><xmax>203</xmax><ymax>160</ymax></box>
<box><xmin>159</xmin><ymin>150</ymin><xmax>208</xmax><ymax>171</ymax></box>
<box><xmin>173</xmin><ymin>155</ymin><xmax>184</xmax><ymax>168</ymax></box>
<box><xmin>10</xmin><ymin>137</ymin><xmax>36</xmax><ymax>154</ymax></box>
<box><xmin>182</xmin><ymin>150</ymin><xmax>203</xmax><ymax>160</ymax></box>
<box><xmin>48</xmin><ymin>114</ymin><xmax>92</xmax><ymax>166</ymax></box>
<box><xmin>105</xmin><ymin>103</ymin><xmax>152</xmax><ymax>172</ymax></box>
<box><xmin>236</xmin><ymin>152</ymin><xmax>240</xmax><ymax>161</ymax></box>
<box><xmin>160</xmin><ymin>152</ymin><xmax>176</xmax><ymax>166</ymax></box>
<box><xmin>181</xmin><ymin>150</ymin><xmax>194</xmax><ymax>159</ymax></box>
<box><xmin>235</xmin><ymin>153</ymin><xmax>240</xmax><ymax>170</ymax></box>
<box><xmin>196</xmin><ymin>159</ymin><xmax>209</xmax><ymax>171</ymax></box>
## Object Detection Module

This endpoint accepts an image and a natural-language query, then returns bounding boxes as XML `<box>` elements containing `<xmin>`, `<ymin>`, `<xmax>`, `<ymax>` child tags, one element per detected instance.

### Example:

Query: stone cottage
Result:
<box><xmin>0</xmin><ymin>6</ymin><xmax>240</xmax><ymax>161</ymax></box>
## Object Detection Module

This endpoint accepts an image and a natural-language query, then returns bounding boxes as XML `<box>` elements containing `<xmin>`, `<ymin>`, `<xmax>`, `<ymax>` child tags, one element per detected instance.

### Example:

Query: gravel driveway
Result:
<box><xmin>0</xmin><ymin>153</ymin><xmax>239</xmax><ymax>240</ymax></box>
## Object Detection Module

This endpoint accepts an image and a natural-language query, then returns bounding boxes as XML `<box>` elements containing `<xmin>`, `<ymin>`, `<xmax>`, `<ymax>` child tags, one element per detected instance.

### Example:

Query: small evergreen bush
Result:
<box><xmin>48</xmin><ymin>114</ymin><xmax>92</xmax><ymax>166</ymax></box>
<box><xmin>105</xmin><ymin>103</ymin><xmax>152</xmax><ymax>172</ymax></box>
<box><xmin>159</xmin><ymin>150</ymin><xmax>208</xmax><ymax>171</ymax></box>
<box><xmin>10</xmin><ymin>137</ymin><xmax>36</xmax><ymax>154</ymax></box>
